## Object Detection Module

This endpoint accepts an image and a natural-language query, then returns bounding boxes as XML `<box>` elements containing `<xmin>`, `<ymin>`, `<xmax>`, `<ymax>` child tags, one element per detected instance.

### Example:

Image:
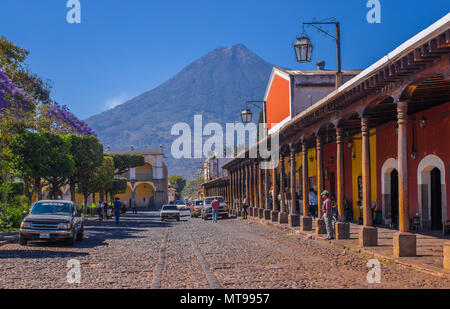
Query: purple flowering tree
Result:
<box><xmin>38</xmin><ymin>103</ymin><xmax>97</xmax><ymax>136</ymax></box>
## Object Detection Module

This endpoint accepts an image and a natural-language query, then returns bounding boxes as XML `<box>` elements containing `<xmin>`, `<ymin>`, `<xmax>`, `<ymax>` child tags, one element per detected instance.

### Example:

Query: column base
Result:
<box><xmin>393</xmin><ymin>232</ymin><xmax>417</xmax><ymax>257</ymax></box>
<box><xmin>358</xmin><ymin>226</ymin><xmax>378</xmax><ymax>247</ymax></box>
<box><xmin>315</xmin><ymin>218</ymin><xmax>327</xmax><ymax>235</ymax></box>
<box><xmin>335</xmin><ymin>222</ymin><xmax>350</xmax><ymax>239</ymax></box>
<box><xmin>444</xmin><ymin>242</ymin><xmax>450</xmax><ymax>271</ymax></box>
<box><xmin>278</xmin><ymin>212</ymin><xmax>289</xmax><ymax>224</ymax></box>
<box><xmin>263</xmin><ymin>209</ymin><xmax>271</xmax><ymax>220</ymax></box>
<box><xmin>258</xmin><ymin>208</ymin><xmax>264</xmax><ymax>219</ymax></box>
<box><xmin>287</xmin><ymin>214</ymin><xmax>299</xmax><ymax>227</ymax></box>
<box><xmin>270</xmin><ymin>210</ymin><xmax>279</xmax><ymax>222</ymax></box>
<box><xmin>300</xmin><ymin>216</ymin><xmax>312</xmax><ymax>231</ymax></box>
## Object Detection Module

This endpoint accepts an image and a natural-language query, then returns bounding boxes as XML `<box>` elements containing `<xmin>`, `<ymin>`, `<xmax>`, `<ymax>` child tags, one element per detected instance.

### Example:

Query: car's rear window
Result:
<box><xmin>163</xmin><ymin>206</ymin><xmax>178</xmax><ymax>211</ymax></box>
<box><xmin>31</xmin><ymin>202</ymin><xmax>73</xmax><ymax>215</ymax></box>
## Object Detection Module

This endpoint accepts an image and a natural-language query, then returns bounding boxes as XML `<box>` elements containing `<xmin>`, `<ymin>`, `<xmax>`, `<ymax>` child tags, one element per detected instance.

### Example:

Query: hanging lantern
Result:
<box><xmin>241</xmin><ymin>108</ymin><xmax>253</xmax><ymax>124</ymax></box>
<box><xmin>294</xmin><ymin>36</ymin><xmax>313</xmax><ymax>63</ymax></box>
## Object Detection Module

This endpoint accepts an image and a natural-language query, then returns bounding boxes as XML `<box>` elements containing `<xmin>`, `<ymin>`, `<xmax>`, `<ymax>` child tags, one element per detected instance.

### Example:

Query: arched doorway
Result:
<box><xmin>381</xmin><ymin>158</ymin><xmax>398</xmax><ymax>227</ymax></box>
<box><xmin>431</xmin><ymin>168</ymin><xmax>442</xmax><ymax>230</ymax></box>
<box><xmin>135</xmin><ymin>183</ymin><xmax>155</xmax><ymax>208</ymax></box>
<box><xmin>417</xmin><ymin>155</ymin><xmax>447</xmax><ymax>230</ymax></box>
<box><xmin>390</xmin><ymin>169</ymin><xmax>399</xmax><ymax>229</ymax></box>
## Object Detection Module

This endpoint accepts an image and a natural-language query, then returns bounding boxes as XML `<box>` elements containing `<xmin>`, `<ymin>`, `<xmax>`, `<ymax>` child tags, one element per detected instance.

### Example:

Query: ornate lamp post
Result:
<box><xmin>240</xmin><ymin>100</ymin><xmax>268</xmax><ymax>137</ymax></box>
<box><xmin>295</xmin><ymin>19</ymin><xmax>343</xmax><ymax>88</ymax></box>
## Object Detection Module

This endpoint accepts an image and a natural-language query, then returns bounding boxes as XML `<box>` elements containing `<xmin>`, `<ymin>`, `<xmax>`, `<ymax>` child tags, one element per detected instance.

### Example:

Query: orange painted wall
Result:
<box><xmin>266</xmin><ymin>74</ymin><xmax>290</xmax><ymax>131</ymax></box>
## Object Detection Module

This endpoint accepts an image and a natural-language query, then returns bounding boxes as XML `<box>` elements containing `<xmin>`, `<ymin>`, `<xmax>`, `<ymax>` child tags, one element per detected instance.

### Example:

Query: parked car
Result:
<box><xmin>175</xmin><ymin>200</ymin><xmax>186</xmax><ymax>210</ymax></box>
<box><xmin>201</xmin><ymin>196</ymin><xmax>229</xmax><ymax>220</ymax></box>
<box><xmin>190</xmin><ymin>200</ymin><xmax>204</xmax><ymax>218</ymax></box>
<box><xmin>19</xmin><ymin>200</ymin><xmax>84</xmax><ymax>246</ymax></box>
<box><xmin>160</xmin><ymin>205</ymin><xmax>180</xmax><ymax>221</ymax></box>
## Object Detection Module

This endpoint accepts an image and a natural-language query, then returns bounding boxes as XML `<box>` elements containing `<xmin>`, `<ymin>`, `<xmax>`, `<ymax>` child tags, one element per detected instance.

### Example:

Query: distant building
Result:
<box><xmin>110</xmin><ymin>149</ymin><xmax>169</xmax><ymax>209</ymax></box>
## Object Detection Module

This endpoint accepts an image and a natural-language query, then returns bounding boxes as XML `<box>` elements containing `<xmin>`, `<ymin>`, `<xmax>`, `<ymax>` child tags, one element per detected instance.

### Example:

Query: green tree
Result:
<box><xmin>168</xmin><ymin>175</ymin><xmax>187</xmax><ymax>198</ymax></box>
<box><xmin>10</xmin><ymin>132</ymin><xmax>75</xmax><ymax>201</ymax></box>
<box><xmin>69</xmin><ymin>135</ymin><xmax>103</xmax><ymax>210</ymax></box>
<box><xmin>181</xmin><ymin>177</ymin><xmax>204</xmax><ymax>200</ymax></box>
<box><xmin>90</xmin><ymin>156</ymin><xmax>115</xmax><ymax>203</ymax></box>
<box><xmin>110</xmin><ymin>154</ymin><xmax>145</xmax><ymax>176</ymax></box>
<box><xmin>106</xmin><ymin>178</ymin><xmax>128</xmax><ymax>202</ymax></box>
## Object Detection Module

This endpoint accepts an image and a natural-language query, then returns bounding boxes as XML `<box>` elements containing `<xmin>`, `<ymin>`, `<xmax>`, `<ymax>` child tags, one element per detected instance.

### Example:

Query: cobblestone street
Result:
<box><xmin>0</xmin><ymin>211</ymin><xmax>449</xmax><ymax>289</ymax></box>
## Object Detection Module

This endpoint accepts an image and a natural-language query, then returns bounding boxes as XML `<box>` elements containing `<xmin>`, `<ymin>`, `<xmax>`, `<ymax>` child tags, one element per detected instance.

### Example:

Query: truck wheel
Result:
<box><xmin>76</xmin><ymin>229</ymin><xmax>84</xmax><ymax>241</ymax></box>
<box><xmin>19</xmin><ymin>237</ymin><xmax>27</xmax><ymax>246</ymax></box>
<box><xmin>67</xmin><ymin>233</ymin><xmax>76</xmax><ymax>246</ymax></box>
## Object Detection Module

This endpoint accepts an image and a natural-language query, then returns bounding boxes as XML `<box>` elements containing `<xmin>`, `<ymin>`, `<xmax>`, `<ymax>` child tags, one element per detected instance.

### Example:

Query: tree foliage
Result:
<box><xmin>9</xmin><ymin>132</ymin><xmax>75</xmax><ymax>199</ymax></box>
<box><xmin>181</xmin><ymin>177</ymin><xmax>204</xmax><ymax>199</ymax></box>
<box><xmin>110</xmin><ymin>154</ymin><xmax>145</xmax><ymax>175</ymax></box>
<box><xmin>169</xmin><ymin>175</ymin><xmax>187</xmax><ymax>194</ymax></box>
<box><xmin>69</xmin><ymin>134</ymin><xmax>103</xmax><ymax>207</ymax></box>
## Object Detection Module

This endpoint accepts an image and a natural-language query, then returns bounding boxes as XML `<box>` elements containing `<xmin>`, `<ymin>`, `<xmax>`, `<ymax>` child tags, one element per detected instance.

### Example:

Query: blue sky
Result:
<box><xmin>0</xmin><ymin>0</ymin><xmax>448</xmax><ymax>119</ymax></box>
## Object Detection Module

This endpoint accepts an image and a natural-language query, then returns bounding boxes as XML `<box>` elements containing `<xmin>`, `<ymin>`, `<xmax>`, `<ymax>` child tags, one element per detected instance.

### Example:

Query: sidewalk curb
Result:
<box><xmin>246</xmin><ymin>215</ymin><xmax>450</xmax><ymax>280</ymax></box>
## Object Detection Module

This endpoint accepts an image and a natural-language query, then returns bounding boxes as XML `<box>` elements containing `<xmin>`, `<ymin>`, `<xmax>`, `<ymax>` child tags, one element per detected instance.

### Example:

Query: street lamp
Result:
<box><xmin>294</xmin><ymin>36</ymin><xmax>313</xmax><ymax>63</ymax></box>
<box><xmin>295</xmin><ymin>19</ymin><xmax>343</xmax><ymax>87</ymax></box>
<box><xmin>240</xmin><ymin>100</ymin><xmax>268</xmax><ymax>138</ymax></box>
<box><xmin>241</xmin><ymin>108</ymin><xmax>253</xmax><ymax>124</ymax></box>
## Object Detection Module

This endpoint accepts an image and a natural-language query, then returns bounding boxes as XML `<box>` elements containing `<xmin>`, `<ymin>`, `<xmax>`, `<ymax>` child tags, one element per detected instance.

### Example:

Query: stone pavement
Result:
<box><xmin>249</xmin><ymin>214</ymin><xmax>450</xmax><ymax>279</ymax></box>
<box><xmin>0</xmin><ymin>211</ymin><xmax>448</xmax><ymax>288</ymax></box>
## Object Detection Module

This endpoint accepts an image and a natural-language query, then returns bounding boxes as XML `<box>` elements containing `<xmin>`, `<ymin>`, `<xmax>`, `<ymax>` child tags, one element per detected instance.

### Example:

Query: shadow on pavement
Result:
<box><xmin>0</xmin><ymin>249</ymin><xmax>89</xmax><ymax>259</ymax></box>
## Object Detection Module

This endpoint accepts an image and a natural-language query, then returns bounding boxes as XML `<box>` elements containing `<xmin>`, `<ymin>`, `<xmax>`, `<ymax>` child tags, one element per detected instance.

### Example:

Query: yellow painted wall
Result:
<box><xmin>116</xmin><ymin>186</ymin><xmax>132</xmax><ymax>205</ymax></box>
<box><xmin>351</xmin><ymin>129</ymin><xmax>377</xmax><ymax>218</ymax></box>
<box><xmin>135</xmin><ymin>184</ymin><xmax>154</xmax><ymax>207</ymax></box>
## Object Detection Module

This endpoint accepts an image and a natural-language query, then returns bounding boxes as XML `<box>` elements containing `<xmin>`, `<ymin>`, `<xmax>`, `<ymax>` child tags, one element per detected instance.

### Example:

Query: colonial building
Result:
<box><xmin>111</xmin><ymin>149</ymin><xmax>169</xmax><ymax>209</ymax></box>
<box><xmin>211</xmin><ymin>14</ymin><xmax>450</xmax><ymax>258</ymax></box>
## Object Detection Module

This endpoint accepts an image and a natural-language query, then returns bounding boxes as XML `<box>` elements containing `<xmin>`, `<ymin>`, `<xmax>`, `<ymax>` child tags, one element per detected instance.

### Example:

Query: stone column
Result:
<box><xmin>270</xmin><ymin>163</ymin><xmax>279</xmax><ymax>222</ymax></box>
<box><xmin>301</xmin><ymin>141</ymin><xmax>312</xmax><ymax>231</ymax></box>
<box><xmin>280</xmin><ymin>156</ymin><xmax>286</xmax><ymax>212</ymax></box>
<box><xmin>359</xmin><ymin>117</ymin><xmax>377</xmax><ymax>247</ymax></box>
<box><xmin>316</xmin><ymin>135</ymin><xmax>327</xmax><ymax>234</ymax></box>
<box><xmin>287</xmin><ymin>143</ymin><xmax>298</xmax><ymax>226</ymax></box>
<box><xmin>444</xmin><ymin>242</ymin><xmax>450</xmax><ymax>270</ymax></box>
<box><xmin>258</xmin><ymin>162</ymin><xmax>263</xmax><ymax>218</ymax></box>
<box><xmin>231</xmin><ymin>169</ymin><xmax>235</xmax><ymax>214</ymax></box>
<box><xmin>247</xmin><ymin>162</ymin><xmax>254</xmax><ymax>216</ymax></box>
<box><xmin>263</xmin><ymin>165</ymin><xmax>271</xmax><ymax>220</ymax></box>
<box><xmin>236</xmin><ymin>167</ymin><xmax>241</xmax><ymax>216</ymax></box>
<box><xmin>335</xmin><ymin>127</ymin><xmax>350</xmax><ymax>239</ymax></box>
<box><xmin>394</xmin><ymin>101</ymin><xmax>416</xmax><ymax>257</ymax></box>
<box><xmin>253</xmin><ymin>162</ymin><xmax>258</xmax><ymax>217</ymax></box>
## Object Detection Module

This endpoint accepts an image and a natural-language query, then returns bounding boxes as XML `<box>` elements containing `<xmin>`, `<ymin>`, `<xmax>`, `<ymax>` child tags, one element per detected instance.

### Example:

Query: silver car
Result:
<box><xmin>160</xmin><ymin>205</ymin><xmax>180</xmax><ymax>221</ymax></box>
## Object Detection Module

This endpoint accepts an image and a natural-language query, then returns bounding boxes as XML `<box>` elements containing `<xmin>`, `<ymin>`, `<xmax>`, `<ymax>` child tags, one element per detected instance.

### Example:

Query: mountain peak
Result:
<box><xmin>87</xmin><ymin>44</ymin><xmax>273</xmax><ymax>179</ymax></box>
<box><xmin>194</xmin><ymin>44</ymin><xmax>262</xmax><ymax>67</ymax></box>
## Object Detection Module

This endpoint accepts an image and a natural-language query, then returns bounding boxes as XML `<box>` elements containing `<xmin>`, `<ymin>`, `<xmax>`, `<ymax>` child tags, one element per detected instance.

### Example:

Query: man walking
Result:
<box><xmin>211</xmin><ymin>197</ymin><xmax>220</xmax><ymax>223</ymax></box>
<box><xmin>132</xmin><ymin>200</ymin><xmax>137</xmax><ymax>214</ymax></box>
<box><xmin>322</xmin><ymin>190</ymin><xmax>334</xmax><ymax>240</ymax></box>
<box><xmin>113</xmin><ymin>197</ymin><xmax>122</xmax><ymax>226</ymax></box>
<box><xmin>242</xmin><ymin>195</ymin><xmax>249</xmax><ymax>220</ymax></box>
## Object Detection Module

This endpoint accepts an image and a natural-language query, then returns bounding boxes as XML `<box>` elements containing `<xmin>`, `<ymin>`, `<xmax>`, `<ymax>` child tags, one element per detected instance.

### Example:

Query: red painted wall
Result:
<box><xmin>376</xmin><ymin>101</ymin><xmax>450</xmax><ymax>220</ymax></box>
<box><xmin>266</xmin><ymin>74</ymin><xmax>290</xmax><ymax>131</ymax></box>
